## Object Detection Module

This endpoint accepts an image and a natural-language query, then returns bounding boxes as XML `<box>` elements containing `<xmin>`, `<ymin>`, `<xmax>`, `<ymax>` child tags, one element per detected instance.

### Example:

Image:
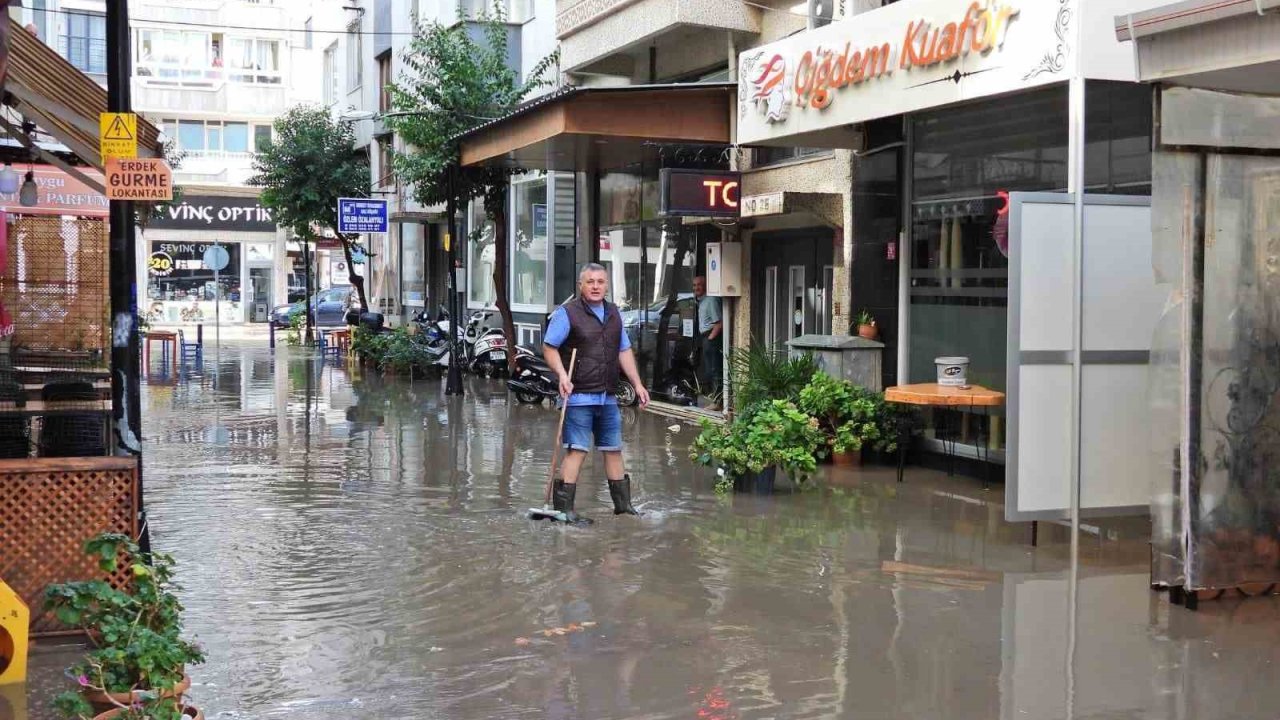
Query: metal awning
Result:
<box><xmin>1115</xmin><ymin>0</ymin><xmax>1280</xmax><ymax>94</ymax></box>
<box><xmin>458</xmin><ymin>83</ymin><xmax>735</xmax><ymax>170</ymax></box>
<box><xmin>4</xmin><ymin>20</ymin><xmax>162</xmax><ymax>169</ymax></box>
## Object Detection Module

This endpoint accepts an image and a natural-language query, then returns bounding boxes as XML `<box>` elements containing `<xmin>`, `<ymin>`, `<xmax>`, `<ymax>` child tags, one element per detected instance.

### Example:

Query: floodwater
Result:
<box><xmin>20</xmin><ymin>346</ymin><xmax>1280</xmax><ymax>720</ymax></box>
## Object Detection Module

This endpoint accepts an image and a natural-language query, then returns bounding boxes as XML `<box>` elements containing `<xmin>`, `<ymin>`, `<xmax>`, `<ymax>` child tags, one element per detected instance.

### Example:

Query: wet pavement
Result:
<box><xmin>19</xmin><ymin>346</ymin><xmax>1280</xmax><ymax>719</ymax></box>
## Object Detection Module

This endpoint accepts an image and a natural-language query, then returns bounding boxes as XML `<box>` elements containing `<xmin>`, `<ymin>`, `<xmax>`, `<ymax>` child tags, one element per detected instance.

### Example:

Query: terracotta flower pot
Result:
<box><xmin>85</xmin><ymin>674</ymin><xmax>191</xmax><ymax>712</ymax></box>
<box><xmin>856</xmin><ymin>324</ymin><xmax>878</xmax><ymax>340</ymax></box>
<box><xmin>832</xmin><ymin>450</ymin><xmax>862</xmax><ymax>467</ymax></box>
<box><xmin>94</xmin><ymin>704</ymin><xmax>203</xmax><ymax>720</ymax></box>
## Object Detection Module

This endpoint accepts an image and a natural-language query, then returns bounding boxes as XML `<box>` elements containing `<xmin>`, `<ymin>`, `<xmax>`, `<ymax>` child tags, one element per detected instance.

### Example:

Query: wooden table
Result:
<box><xmin>884</xmin><ymin>383</ymin><xmax>1006</xmax><ymax>484</ymax></box>
<box><xmin>143</xmin><ymin>331</ymin><xmax>179</xmax><ymax>376</ymax></box>
<box><xmin>327</xmin><ymin>328</ymin><xmax>352</xmax><ymax>356</ymax></box>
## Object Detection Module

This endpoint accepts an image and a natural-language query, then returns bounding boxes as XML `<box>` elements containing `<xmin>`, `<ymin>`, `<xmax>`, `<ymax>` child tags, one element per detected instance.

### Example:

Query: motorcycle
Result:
<box><xmin>507</xmin><ymin>345</ymin><xmax>640</xmax><ymax>406</ymax></box>
<box><xmin>655</xmin><ymin>343</ymin><xmax>701</xmax><ymax>407</ymax></box>
<box><xmin>411</xmin><ymin>307</ymin><xmax>454</xmax><ymax>377</ymax></box>
<box><xmin>463</xmin><ymin>310</ymin><xmax>509</xmax><ymax>377</ymax></box>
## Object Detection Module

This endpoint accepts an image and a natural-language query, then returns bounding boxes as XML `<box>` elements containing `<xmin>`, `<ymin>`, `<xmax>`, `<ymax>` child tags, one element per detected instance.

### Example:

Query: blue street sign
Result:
<box><xmin>202</xmin><ymin>244</ymin><xmax>230</xmax><ymax>271</ymax></box>
<box><xmin>337</xmin><ymin>197</ymin><xmax>389</xmax><ymax>234</ymax></box>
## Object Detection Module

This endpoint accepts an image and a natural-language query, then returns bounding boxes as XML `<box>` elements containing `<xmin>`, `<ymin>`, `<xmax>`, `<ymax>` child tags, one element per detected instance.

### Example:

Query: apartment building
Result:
<box><xmin>22</xmin><ymin>0</ymin><xmax>322</xmax><ymax>324</ymax></box>
<box><xmin>313</xmin><ymin>0</ymin><xmax>558</xmax><ymax>331</ymax></box>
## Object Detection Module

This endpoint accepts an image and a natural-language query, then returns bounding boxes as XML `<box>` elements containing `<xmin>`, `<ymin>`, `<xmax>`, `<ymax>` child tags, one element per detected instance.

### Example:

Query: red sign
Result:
<box><xmin>0</xmin><ymin>165</ymin><xmax>108</xmax><ymax>217</ymax></box>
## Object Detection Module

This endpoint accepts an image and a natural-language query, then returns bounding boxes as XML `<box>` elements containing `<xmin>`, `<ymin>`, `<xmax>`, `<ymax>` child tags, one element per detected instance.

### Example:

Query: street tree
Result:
<box><xmin>385</xmin><ymin>7</ymin><xmax>558</xmax><ymax>369</ymax></box>
<box><xmin>249</xmin><ymin>105</ymin><xmax>372</xmax><ymax>327</ymax></box>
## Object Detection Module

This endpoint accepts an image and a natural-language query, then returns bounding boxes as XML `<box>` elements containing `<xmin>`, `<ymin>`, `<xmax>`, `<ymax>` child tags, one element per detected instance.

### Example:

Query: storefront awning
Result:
<box><xmin>1115</xmin><ymin>0</ymin><xmax>1280</xmax><ymax>94</ymax></box>
<box><xmin>459</xmin><ymin>83</ymin><xmax>734</xmax><ymax>170</ymax></box>
<box><xmin>4</xmin><ymin>20</ymin><xmax>163</xmax><ymax>169</ymax></box>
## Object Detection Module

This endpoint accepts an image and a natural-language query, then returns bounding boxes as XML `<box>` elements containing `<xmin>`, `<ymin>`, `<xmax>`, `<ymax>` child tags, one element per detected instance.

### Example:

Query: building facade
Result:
<box><xmin>23</xmin><ymin>0</ymin><xmax>325</xmax><ymax>325</ymax></box>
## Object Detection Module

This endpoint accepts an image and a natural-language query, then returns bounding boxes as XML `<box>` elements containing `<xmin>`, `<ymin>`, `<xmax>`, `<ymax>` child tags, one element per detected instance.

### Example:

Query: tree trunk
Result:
<box><xmin>492</xmin><ymin>196</ymin><xmax>517</xmax><ymax>372</ymax></box>
<box><xmin>338</xmin><ymin>235</ymin><xmax>370</xmax><ymax>315</ymax></box>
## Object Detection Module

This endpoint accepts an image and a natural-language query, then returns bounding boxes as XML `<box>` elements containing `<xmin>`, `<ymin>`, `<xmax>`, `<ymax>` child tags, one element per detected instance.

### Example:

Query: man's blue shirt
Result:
<box><xmin>543</xmin><ymin>301</ymin><xmax>630</xmax><ymax>407</ymax></box>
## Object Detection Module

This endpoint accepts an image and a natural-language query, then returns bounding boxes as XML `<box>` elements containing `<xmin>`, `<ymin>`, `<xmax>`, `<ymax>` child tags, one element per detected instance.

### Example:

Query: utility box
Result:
<box><xmin>786</xmin><ymin>334</ymin><xmax>885</xmax><ymax>392</ymax></box>
<box><xmin>705</xmin><ymin>242</ymin><xmax>742</xmax><ymax>297</ymax></box>
<box><xmin>253</xmin><ymin>303</ymin><xmax>268</xmax><ymax>323</ymax></box>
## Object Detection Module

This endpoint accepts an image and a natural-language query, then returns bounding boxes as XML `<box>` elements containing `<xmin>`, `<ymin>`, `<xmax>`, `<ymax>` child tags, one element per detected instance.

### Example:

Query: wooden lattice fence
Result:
<box><xmin>0</xmin><ymin>214</ymin><xmax>109</xmax><ymax>354</ymax></box>
<box><xmin>0</xmin><ymin>457</ymin><xmax>138</xmax><ymax>635</ymax></box>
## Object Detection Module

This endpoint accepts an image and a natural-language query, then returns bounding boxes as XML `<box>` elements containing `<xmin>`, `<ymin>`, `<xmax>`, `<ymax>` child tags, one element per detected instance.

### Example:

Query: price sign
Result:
<box><xmin>148</xmin><ymin>251</ymin><xmax>174</xmax><ymax>277</ymax></box>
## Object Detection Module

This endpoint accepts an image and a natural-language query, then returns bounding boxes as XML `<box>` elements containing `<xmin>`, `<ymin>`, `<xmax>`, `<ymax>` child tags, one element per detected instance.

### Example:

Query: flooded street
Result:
<box><xmin>23</xmin><ymin>346</ymin><xmax>1280</xmax><ymax>719</ymax></box>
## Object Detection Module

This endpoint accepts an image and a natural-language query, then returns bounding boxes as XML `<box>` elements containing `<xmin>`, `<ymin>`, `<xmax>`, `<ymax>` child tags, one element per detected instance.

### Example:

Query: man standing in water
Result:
<box><xmin>693</xmin><ymin>276</ymin><xmax>723</xmax><ymax>410</ymax></box>
<box><xmin>543</xmin><ymin>263</ymin><xmax>650</xmax><ymax>523</ymax></box>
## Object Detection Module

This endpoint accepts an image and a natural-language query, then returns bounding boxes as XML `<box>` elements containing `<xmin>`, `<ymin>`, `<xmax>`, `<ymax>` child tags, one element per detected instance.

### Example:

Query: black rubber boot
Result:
<box><xmin>553</xmin><ymin>480</ymin><xmax>592</xmax><ymax>524</ymax></box>
<box><xmin>608</xmin><ymin>475</ymin><xmax>640</xmax><ymax>515</ymax></box>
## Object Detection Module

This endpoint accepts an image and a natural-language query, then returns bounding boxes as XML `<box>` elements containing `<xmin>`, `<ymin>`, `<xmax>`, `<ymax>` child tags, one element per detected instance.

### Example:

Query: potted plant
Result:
<box><xmin>690</xmin><ymin>399</ymin><xmax>823</xmax><ymax>493</ymax></box>
<box><xmin>45</xmin><ymin>533</ymin><xmax>204</xmax><ymax>717</ymax></box>
<box><xmin>54</xmin><ymin>674</ymin><xmax>203</xmax><ymax>720</ymax></box>
<box><xmin>798</xmin><ymin>372</ymin><xmax>883</xmax><ymax>465</ymax></box>
<box><xmin>854</xmin><ymin>310</ymin><xmax>878</xmax><ymax>340</ymax></box>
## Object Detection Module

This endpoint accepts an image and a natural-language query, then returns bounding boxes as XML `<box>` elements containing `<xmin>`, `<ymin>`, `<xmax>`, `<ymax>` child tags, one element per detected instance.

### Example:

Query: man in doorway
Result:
<box><xmin>543</xmin><ymin>263</ymin><xmax>651</xmax><ymax>523</ymax></box>
<box><xmin>693</xmin><ymin>276</ymin><xmax>723</xmax><ymax>410</ymax></box>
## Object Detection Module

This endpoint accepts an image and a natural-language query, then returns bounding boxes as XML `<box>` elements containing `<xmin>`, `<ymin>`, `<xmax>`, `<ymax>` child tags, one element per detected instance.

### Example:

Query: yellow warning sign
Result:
<box><xmin>99</xmin><ymin>112</ymin><xmax>138</xmax><ymax>160</ymax></box>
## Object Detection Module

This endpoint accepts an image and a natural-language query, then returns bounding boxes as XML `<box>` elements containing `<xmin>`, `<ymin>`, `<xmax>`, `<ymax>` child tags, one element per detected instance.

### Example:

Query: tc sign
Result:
<box><xmin>659</xmin><ymin>170</ymin><xmax>740</xmax><ymax>218</ymax></box>
<box><xmin>337</xmin><ymin>197</ymin><xmax>389</xmax><ymax>234</ymax></box>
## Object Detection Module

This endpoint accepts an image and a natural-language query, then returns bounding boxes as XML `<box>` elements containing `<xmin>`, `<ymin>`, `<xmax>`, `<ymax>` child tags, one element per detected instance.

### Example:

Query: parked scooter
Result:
<box><xmin>655</xmin><ymin>343</ymin><xmax>700</xmax><ymax>406</ymax></box>
<box><xmin>463</xmin><ymin>310</ymin><xmax>509</xmax><ymax>377</ymax></box>
<box><xmin>507</xmin><ymin>345</ymin><xmax>640</xmax><ymax>406</ymax></box>
<box><xmin>411</xmin><ymin>307</ymin><xmax>454</xmax><ymax>377</ymax></box>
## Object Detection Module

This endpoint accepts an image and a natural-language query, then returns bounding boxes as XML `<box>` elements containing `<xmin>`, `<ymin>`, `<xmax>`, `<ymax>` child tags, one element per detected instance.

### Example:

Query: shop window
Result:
<box><xmin>62</xmin><ymin>11</ymin><xmax>106</xmax><ymax>74</ymax></box>
<box><xmin>1084</xmin><ymin>81</ymin><xmax>1153</xmax><ymax>195</ymax></box>
<box><xmin>512</xmin><ymin>174</ymin><xmax>549</xmax><ymax>309</ymax></box>
<box><xmin>401</xmin><ymin>222</ymin><xmax>425</xmax><ymax>308</ymax></box>
<box><xmin>467</xmin><ymin>200</ymin><xmax>497</xmax><ymax>308</ymax></box>
<box><xmin>147</xmin><ymin>241</ymin><xmax>242</xmax><ymax>319</ymax></box>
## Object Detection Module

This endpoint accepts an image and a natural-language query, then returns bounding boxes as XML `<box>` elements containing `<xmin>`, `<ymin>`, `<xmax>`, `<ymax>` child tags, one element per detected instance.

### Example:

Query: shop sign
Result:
<box><xmin>659</xmin><ymin>170</ymin><xmax>740</xmax><ymax>219</ymax></box>
<box><xmin>105</xmin><ymin>158</ymin><xmax>173</xmax><ymax>201</ymax></box>
<box><xmin>149</xmin><ymin>195</ymin><xmax>276</xmax><ymax>232</ymax></box>
<box><xmin>337</xmin><ymin>198</ymin><xmax>389</xmax><ymax>234</ymax></box>
<box><xmin>741</xmin><ymin>192</ymin><xmax>785</xmax><ymax>218</ymax></box>
<box><xmin>0</xmin><ymin>165</ymin><xmax>107</xmax><ymax>217</ymax></box>
<box><xmin>738</xmin><ymin>0</ymin><xmax>1076</xmax><ymax>145</ymax></box>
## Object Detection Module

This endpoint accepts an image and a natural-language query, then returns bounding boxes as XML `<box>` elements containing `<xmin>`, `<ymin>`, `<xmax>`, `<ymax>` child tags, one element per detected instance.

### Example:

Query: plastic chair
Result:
<box><xmin>37</xmin><ymin>380</ymin><xmax>106</xmax><ymax>457</ymax></box>
<box><xmin>178</xmin><ymin>324</ymin><xmax>204</xmax><ymax>368</ymax></box>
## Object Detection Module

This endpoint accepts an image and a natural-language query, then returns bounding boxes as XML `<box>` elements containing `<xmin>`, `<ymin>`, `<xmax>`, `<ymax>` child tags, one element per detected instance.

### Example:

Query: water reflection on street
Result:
<box><xmin>21</xmin><ymin>347</ymin><xmax>1280</xmax><ymax>719</ymax></box>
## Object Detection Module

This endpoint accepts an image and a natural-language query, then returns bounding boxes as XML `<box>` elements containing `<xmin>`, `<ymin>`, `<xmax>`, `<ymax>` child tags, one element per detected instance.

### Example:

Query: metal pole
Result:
<box><xmin>445</xmin><ymin>167</ymin><xmax>464</xmax><ymax>395</ymax></box>
<box><xmin>303</xmin><ymin>240</ymin><xmax>313</xmax><ymax>343</ymax></box>
<box><xmin>107</xmin><ymin>0</ymin><xmax>148</xmax><ymax>552</ymax></box>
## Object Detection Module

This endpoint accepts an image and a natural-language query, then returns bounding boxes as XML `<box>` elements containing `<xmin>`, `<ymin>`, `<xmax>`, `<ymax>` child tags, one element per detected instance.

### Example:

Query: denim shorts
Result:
<box><xmin>563</xmin><ymin>403</ymin><xmax>623</xmax><ymax>452</ymax></box>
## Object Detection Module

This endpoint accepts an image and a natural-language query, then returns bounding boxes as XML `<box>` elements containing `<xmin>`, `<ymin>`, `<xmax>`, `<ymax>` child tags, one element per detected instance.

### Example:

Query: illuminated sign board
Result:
<box><xmin>659</xmin><ymin>170</ymin><xmax>741</xmax><ymax>218</ymax></box>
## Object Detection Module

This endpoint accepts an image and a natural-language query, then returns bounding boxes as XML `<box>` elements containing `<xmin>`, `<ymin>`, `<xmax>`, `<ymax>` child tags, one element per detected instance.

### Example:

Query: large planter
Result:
<box><xmin>732</xmin><ymin>466</ymin><xmax>777</xmax><ymax>494</ymax></box>
<box><xmin>94</xmin><ymin>704</ymin><xmax>203</xmax><ymax>720</ymax></box>
<box><xmin>832</xmin><ymin>450</ymin><xmax>862</xmax><ymax>467</ymax></box>
<box><xmin>85</xmin><ymin>674</ymin><xmax>191</xmax><ymax>712</ymax></box>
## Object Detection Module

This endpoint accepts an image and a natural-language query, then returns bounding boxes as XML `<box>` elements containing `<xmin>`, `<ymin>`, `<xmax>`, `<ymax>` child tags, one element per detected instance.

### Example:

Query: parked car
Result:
<box><xmin>271</xmin><ymin>286</ymin><xmax>359</xmax><ymax>328</ymax></box>
<box><xmin>620</xmin><ymin>292</ymin><xmax>696</xmax><ymax>355</ymax></box>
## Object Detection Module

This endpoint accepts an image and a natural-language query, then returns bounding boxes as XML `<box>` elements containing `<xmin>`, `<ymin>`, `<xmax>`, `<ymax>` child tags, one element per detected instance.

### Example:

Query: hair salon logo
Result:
<box><xmin>742</xmin><ymin>51</ymin><xmax>790</xmax><ymax>125</ymax></box>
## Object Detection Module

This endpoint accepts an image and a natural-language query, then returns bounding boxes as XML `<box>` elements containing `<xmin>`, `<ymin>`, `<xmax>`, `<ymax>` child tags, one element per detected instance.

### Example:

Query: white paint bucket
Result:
<box><xmin>935</xmin><ymin>356</ymin><xmax>970</xmax><ymax>388</ymax></box>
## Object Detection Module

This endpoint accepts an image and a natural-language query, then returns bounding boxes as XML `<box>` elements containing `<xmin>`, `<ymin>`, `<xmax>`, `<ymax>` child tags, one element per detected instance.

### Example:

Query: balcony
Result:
<box><xmin>556</xmin><ymin>0</ymin><xmax>761</xmax><ymax>74</ymax></box>
<box><xmin>132</xmin><ymin>71</ymin><xmax>286</xmax><ymax>118</ymax></box>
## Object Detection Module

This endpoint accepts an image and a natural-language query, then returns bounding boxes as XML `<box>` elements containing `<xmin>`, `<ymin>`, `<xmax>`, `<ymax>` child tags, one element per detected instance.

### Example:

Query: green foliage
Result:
<box><xmin>854</xmin><ymin>308</ymin><xmax>875</xmax><ymax>327</ymax></box>
<box><xmin>352</xmin><ymin>326</ymin><xmax>433</xmax><ymax>375</ymax></box>
<box><xmin>44</xmin><ymin>533</ymin><xmax>204</xmax><ymax>699</ymax></box>
<box><xmin>690</xmin><ymin>399</ymin><xmax>823</xmax><ymax>493</ymax></box>
<box><xmin>797</xmin><ymin>371</ymin><xmax>884</xmax><ymax>455</ymax></box>
<box><xmin>285</xmin><ymin>312</ymin><xmax>303</xmax><ymax>347</ymax></box>
<box><xmin>249</xmin><ymin>104</ymin><xmax>370</xmax><ymax>309</ymax></box>
<box><xmin>729</xmin><ymin>344</ymin><xmax>820</xmax><ymax>410</ymax></box>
